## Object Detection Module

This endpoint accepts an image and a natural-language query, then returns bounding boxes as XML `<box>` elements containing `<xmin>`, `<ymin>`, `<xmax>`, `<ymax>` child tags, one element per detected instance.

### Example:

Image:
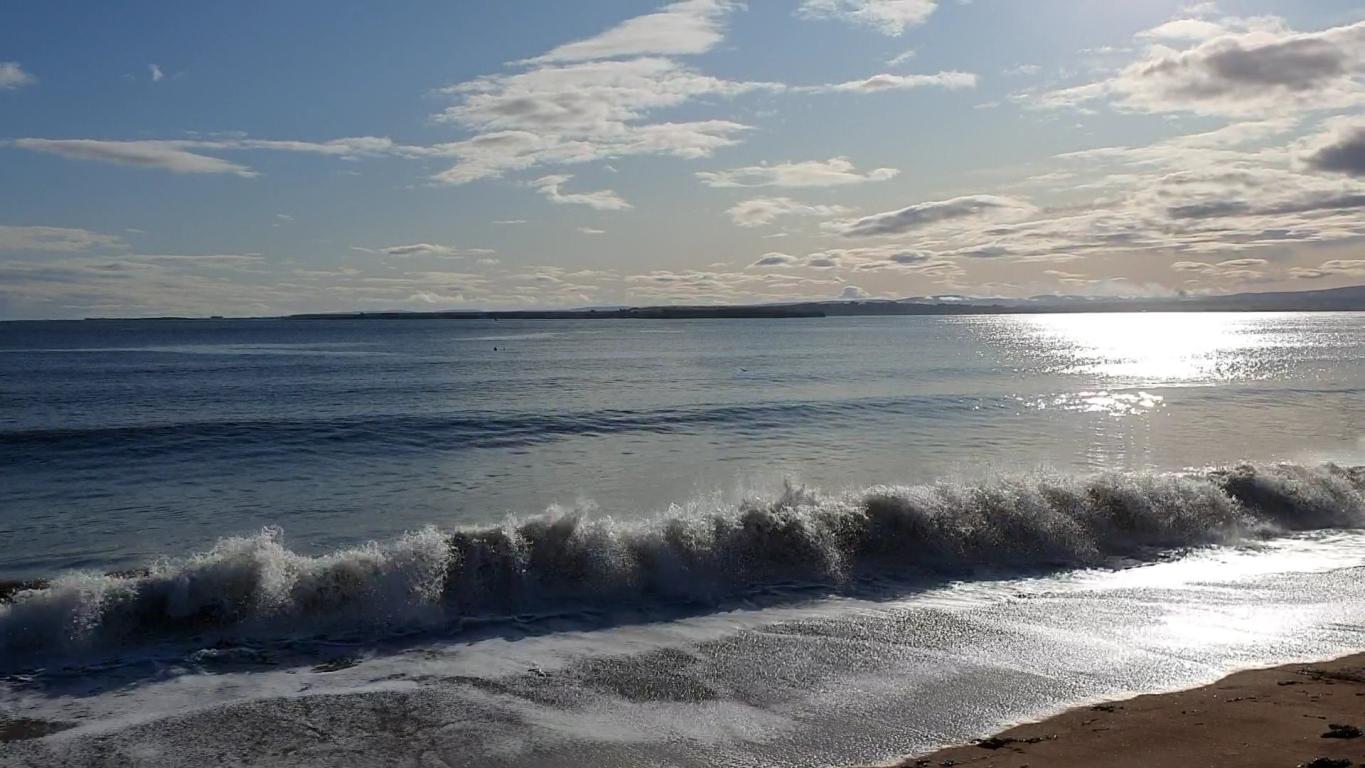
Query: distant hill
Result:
<box><xmin>283</xmin><ymin>284</ymin><xmax>1365</xmax><ymax>321</ymax></box>
<box><xmin>781</xmin><ymin>284</ymin><xmax>1365</xmax><ymax>316</ymax></box>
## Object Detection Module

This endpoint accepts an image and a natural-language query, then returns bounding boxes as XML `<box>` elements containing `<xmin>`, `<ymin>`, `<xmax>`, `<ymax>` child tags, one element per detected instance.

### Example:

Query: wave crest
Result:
<box><xmin>3</xmin><ymin>463</ymin><xmax>1363</xmax><ymax>663</ymax></box>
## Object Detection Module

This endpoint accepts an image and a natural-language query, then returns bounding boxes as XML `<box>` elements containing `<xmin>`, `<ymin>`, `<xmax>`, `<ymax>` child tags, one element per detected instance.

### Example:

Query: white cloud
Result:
<box><xmin>808</xmin><ymin>119</ymin><xmax>1365</xmax><ymax>283</ymax></box>
<box><xmin>352</xmin><ymin>243</ymin><xmax>496</xmax><ymax>258</ymax></box>
<box><xmin>1170</xmin><ymin>257</ymin><xmax>1270</xmax><ymax>282</ymax></box>
<box><xmin>530</xmin><ymin>174</ymin><xmax>632</xmax><ymax>210</ymax></box>
<box><xmin>382</xmin><ymin>243</ymin><xmax>454</xmax><ymax>257</ymax></box>
<box><xmin>840</xmin><ymin>285</ymin><xmax>870</xmax><ymax>299</ymax></box>
<box><xmin>797</xmin><ymin>0</ymin><xmax>938</xmax><ymax>36</ymax></box>
<box><xmin>1136</xmin><ymin>18</ymin><xmax>1228</xmax><ymax>43</ymax></box>
<box><xmin>1003</xmin><ymin>63</ymin><xmax>1041</xmax><ymax>77</ymax></box>
<box><xmin>427</xmin><ymin>4</ymin><xmax>975</xmax><ymax>185</ymax></box>
<box><xmin>834</xmin><ymin>195</ymin><xmax>1035</xmax><ymax>237</ymax></box>
<box><xmin>10</xmin><ymin>6</ymin><xmax>976</xmax><ymax>188</ymax></box>
<box><xmin>750</xmin><ymin>252</ymin><xmax>800</xmax><ymax>267</ymax></box>
<box><xmin>526</xmin><ymin>0</ymin><xmax>738</xmax><ymax>63</ymax></box>
<box><xmin>430</xmin><ymin>56</ymin><xmax>765</xmax><ymax>184</ymax></box>
<box><xmin>813</xmin><ymin>70</ymin><xmax>977</xmax><ymax>93</ymax></box>
<box><xmin>698</xmin><ymin>157</ymin><xmax>899</xmax><ymax>188</ymax></box>
<box><xmin>381</xmin><ymin>243</ymin><xmax>459</xmax><ymax>257</ymax></box>
<box><xmin>578</xmin><ymin>227</ymin><xmax>606</xmax><ymax>235</ymax></box>
<box><xmin>13</xmin><ymin>139</ymin><xmax>258</xmax><ymax>176</ymax></box>
<box><xmin>886</xmin><ymin>48</ymin><xmax>916</xmax><ymax>67</ymax></box>
<box><xmin>0</xmin><ymin>61</ymin><xmax>35</xmax><ymax>90</ymax></box>
<box><xmin>149</xmin><ymin>64</ymin><xmax>164</xmax><ymax>82</ymax></box>
<box><xmin>1290</xmin><ymin>259</ymin><xmax>1365</xmax><ymax>278</ymax></box>
<box><xmin>10</xmin><ymin>136</ymin><xmax>410</xmax><ymax>177</ymax></box>
<box><xmin>1037</xmin><ymin>19</ymin><xmax>1365</xmax><ymax>117</ymax></box>
<box><xmin>0</xmin><ymin>225</ymin><xmax>125</xmax><ymax>253</ymax></box>
<box><xmin>726</xmin><ymin>197</ymin><xmax>851</xmax><ymax>227</ymax></box>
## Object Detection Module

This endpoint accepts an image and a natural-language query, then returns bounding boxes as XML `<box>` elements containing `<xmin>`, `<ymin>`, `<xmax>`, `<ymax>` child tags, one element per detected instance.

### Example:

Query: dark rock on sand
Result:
<box><xmin>0</xmin><ymin>717</ymin><xmax>76</xmax><ymax>743</ymax></box>
<box><xmin>1321</xmin><ymin>724</ymin><xmax>1362</xmax><ymax>739</ymax></box>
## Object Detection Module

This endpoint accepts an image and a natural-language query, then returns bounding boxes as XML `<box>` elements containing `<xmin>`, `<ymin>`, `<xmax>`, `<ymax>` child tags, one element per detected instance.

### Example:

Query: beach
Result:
<box><xmin>891</xmin><ymin>653</ymin><xmax>1365</xmax><ymax>768</ymax></box>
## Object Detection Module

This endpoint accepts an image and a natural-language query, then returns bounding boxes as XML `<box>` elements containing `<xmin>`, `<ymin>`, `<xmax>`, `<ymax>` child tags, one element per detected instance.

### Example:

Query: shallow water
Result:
<box><xmin>6</xmin><ymin>533</ymin><xmax>1365</xmax><ymax>766</ymax></box>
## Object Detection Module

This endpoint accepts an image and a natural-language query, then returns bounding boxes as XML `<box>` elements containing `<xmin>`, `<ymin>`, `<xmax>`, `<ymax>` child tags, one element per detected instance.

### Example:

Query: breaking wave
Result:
<box><xmin>3</xmin><ymin>463</ymin><xmax>1363</xmax><ymax>666</ymax></box>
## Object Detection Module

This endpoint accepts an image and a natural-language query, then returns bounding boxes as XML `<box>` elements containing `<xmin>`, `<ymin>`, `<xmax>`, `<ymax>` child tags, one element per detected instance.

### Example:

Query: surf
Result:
<box><xmin>2</xmin><ymin>462</ymin><xmax>1362</xmax><ymax>667</ymax></box>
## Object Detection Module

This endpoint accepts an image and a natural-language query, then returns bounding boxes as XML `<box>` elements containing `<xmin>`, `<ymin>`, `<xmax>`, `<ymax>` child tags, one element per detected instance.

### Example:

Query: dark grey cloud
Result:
<box><xmin>836</xmin><ymin>195</ymin><xmax>1033</xmax><ymax>237</ymax></box>
<box><xmin>1304</xmin><ymin>124</ymin><xmax>1365</xmax><ymax>176</ymax></box>
<box><xmin>1197</xmin><ymin>37</ymin><xmax>1349</xmax><ymax>93</ymax></box>
<box><xmin>1168</xmin><ymin>193</ymin><xmax>1365</xmax><ymax>219</ymax></box>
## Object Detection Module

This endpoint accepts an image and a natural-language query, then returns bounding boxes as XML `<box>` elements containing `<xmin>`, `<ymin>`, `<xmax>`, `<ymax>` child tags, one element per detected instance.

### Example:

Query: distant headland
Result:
<box><xmin>282</xmin><ymin>284</ymin><xmax>1365</xmax><ymax>321</ymax></box>
<box><xmin>31</xmin><ymin>283</ymin><xmax>1365</xmax><ymax>322</ymax></box>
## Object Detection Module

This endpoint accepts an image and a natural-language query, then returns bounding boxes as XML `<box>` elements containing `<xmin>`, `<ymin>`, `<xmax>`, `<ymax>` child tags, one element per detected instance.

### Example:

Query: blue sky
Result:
<box><xmin>2</xmin><ymin>0</ymin><xmax>1364</xmax><ymax>318</ymax></box>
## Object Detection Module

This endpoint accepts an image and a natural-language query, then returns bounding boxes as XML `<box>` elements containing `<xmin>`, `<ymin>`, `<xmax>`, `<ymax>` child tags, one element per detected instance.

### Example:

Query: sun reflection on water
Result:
<box><xmin>1027</xmin><ymin>390</ymin><xmax>1165</xmax><ymax>416</ymax></box>
<box><xmin>1003</xmin><ymin>312</ymin><xmax>1283</xmax><ymax>384</ymax></box>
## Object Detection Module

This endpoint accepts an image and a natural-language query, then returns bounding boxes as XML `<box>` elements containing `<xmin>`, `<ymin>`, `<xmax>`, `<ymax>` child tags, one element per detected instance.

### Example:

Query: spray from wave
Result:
<box><xmin>3</xmin><ymin>463</ymin><xmax>1363</xmax><ymax>665</ymax></box>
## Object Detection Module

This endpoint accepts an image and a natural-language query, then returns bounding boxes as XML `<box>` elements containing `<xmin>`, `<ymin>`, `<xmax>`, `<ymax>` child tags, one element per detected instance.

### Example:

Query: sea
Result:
<box><xmin>1</xmin><ymin>311</ymin><xmax>1364</xmax><ymax>766</ymax></box>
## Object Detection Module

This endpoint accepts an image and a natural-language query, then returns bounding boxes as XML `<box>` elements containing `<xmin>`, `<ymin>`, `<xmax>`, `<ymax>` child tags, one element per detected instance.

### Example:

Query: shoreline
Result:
<box><xmin>884</xmin><ymin>653</ymin><xmax>1365</xmax><ymax>768</ymax></box>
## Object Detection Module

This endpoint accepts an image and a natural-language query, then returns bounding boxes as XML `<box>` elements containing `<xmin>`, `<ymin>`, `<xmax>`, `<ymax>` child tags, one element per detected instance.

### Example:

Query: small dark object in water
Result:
<box><xmin>1322</xmin><ymin>723</ymin><xmax>1362</xmax><ymax>739</ymax></box>
<box><xmin>1299</xmin><ymin>759</ymin><xmax>1352</xmax><ymax>768</ymax></box>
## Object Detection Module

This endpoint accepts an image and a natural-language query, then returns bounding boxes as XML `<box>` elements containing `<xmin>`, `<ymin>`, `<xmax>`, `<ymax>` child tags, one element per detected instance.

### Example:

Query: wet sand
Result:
<box><xmin>887</xmin><ymin>653</ymin><xmax>1365</xmax><ymax>768</ymax></box>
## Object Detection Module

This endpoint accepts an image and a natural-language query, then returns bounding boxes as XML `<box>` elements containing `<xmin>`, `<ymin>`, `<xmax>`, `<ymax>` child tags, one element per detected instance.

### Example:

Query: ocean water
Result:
<box><xmin>2</xmin><ymin>312</ymin><xmax>1365</xmax><ymax>766</ymax></box>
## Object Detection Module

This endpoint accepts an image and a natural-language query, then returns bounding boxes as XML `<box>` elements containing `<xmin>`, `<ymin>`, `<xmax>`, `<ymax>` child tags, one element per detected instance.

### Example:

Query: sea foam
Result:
<box><xmin>2</xmin><ymin>463</ymin><xmax>1362</xmax><ymax>665</ymax></box>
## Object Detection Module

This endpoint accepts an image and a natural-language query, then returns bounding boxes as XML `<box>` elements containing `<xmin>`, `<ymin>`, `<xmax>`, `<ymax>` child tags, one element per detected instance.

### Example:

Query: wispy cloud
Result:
<box><xmin>9</xmin><ymin>136</ymin><xmax>411</xmax><ymax>177</ymax></box>
<box><xmin>530</xmin><ymin>175</ymin><xmax>632</xmax><ymax>210</ymax></box>
<box><xmin>797</xmin><ymin>0</ymin><xmax>938</xmax><ymax>36</ymax></box>
<box><xmin>698</xmin><ymin>157</ymin><xmax>899</xmax><ymax>188</ymax></box>
<box><xmin>525</xmin><ymin>0</ymin><xmax>738</xmax><ymax>63</ymax></box>
<box><xmin>0</xmin><ymin>225</ymin><xmax>125</xmax><ymax>253</ymax></box>
<box><xmin>832</xmin><ymin>195</ymin><xmax>1035</xmax><ymax>237</ymax></box>
<box><xmin>810</xmin><ymin>70</ymin><xmax>977</xmax><ymax>93</ymax></box>
<box><xmin>13</xmin><ymin>139</ymin><xmax>259</xmax><ymax>176</ymax></box>
<box><xmin>0</xmin><ymin>61</ymin><xmax>35</xmax><ymax>90</ymax></box>
<box><xmin>886</xmin><ymin>48</ymin><xmax>916</xmax><ymax>67</ymax></box>
<box><xmin>354</xmin><ymin>243</ymin><xmax>496</xmax><ymax>258</ymax></box>
<box><xmin>726</xmin><ymin>197</ymin><xmax>851</xmax><ymax>227</ymax></box>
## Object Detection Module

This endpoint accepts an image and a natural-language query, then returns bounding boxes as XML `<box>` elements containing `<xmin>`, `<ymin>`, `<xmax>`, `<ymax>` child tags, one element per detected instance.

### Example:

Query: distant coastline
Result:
<box><xmin>8</xmin><ymin>283</ymin><xmax>1364</xmax><ymax>323</ymax></box>
<box><xmin>288</xmin><ymin>282</ymin><xmax>1365</xmax><ymax>321</ymax></box>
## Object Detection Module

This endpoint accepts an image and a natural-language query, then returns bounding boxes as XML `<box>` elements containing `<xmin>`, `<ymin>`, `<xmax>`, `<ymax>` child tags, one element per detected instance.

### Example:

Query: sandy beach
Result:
<box><xmin>887</xmin><ymin>653</ymin><xmax>1365</xmax><ymax>768</ymax></box>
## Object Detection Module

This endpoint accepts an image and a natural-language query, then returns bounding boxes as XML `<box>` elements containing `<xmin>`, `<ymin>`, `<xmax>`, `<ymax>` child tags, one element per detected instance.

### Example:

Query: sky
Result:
<box><xmin>2</xmin><ymin>0</ymin><xmax>1365</xmax><ymax>319</ymax></box>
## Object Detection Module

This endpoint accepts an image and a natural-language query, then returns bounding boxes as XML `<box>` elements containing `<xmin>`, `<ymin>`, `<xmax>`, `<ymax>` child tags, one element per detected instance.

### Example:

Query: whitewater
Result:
<box><xmin>3</xmin><ymin>313</ymin><xmax>1365</xmax><ymax>765</ymax></box>
<box><xmin>3</xmin><ymin>462</ymin><xmax>1363</xmax><ymax>665</ymax></box>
